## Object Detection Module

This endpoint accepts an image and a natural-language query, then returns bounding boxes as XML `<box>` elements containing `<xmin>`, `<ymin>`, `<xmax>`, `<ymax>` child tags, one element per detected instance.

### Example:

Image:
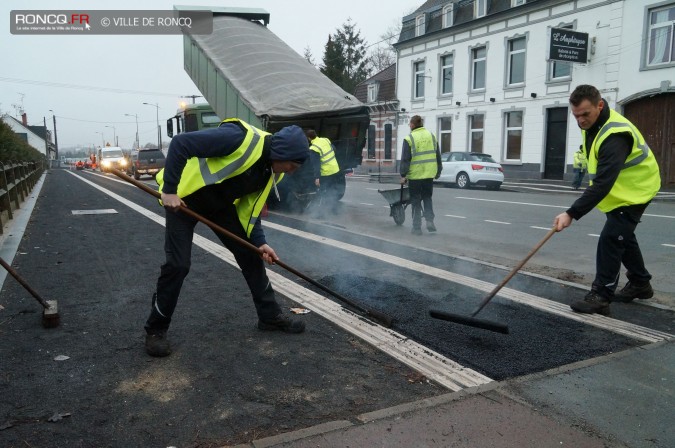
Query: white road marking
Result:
<box><xmin>645</xmin><ymin>213</ymin><xmax>675</xmax><ymax>219</ymax></box>
<box><xmin>485</xmin><ymin>220</ymin><xmax>510</xmax><ymax>225</ymax></box>
<box><xmin>588</xmin><ymin>234</ymin><xmax>600</xmax><ymax>237</ymax></box>
<box><xmin>444</xmin><ymin>214</ymin><xmax>466</xmax><ymax>219</ymax></box>
<box><xmin>530</xmin><ymin>226</ymin><xmax>552</xmax><ymax>231</ymax></box>
<box><xmin>663</xmin><ymin>244</ymin><xmax>675</xmax><ymax>248</ymax></box>
<box><xmin>67</xmin><ymin>171</ymin><xmax>493</xmax><ymax>391</ymax></box>
<box><xmin>359</xmin><ymin>203</ymin><xmax>374</xmax><ymax>206</ymax></box>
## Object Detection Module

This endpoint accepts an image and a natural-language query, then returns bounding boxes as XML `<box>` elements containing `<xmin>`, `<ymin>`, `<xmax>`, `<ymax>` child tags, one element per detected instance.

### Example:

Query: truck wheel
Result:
<box><xmin>392</xmin><ymin>205</ymin><xmax>405</xmax><ymax>225</ymax></box>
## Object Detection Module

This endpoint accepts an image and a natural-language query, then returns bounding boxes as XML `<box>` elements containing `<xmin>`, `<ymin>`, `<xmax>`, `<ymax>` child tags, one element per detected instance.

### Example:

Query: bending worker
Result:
<box><xmin>400</xmin><ymin>115</ymin><xmax>443</xmax><ymax>235</ymax></box>
<box><xmin>145</xmin><ymin>118</ymin><xmax>310</xmax><ymax>357</ymax></box>
<box><xmin>306</xmin><ymin>129</ymin><xmax>341</xmax><ymax>216</ymax></box>
<box><xmin>554</xmin><ymin>84</ymin><xmax>660</xmax><ymax>316</ymax></box>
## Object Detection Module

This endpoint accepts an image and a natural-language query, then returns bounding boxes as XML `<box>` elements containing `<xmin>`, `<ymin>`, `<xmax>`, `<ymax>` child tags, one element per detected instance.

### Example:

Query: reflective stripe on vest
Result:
<box><xmin>310</xmin><ymin>137</ymin><xmax>340</xmax><ymax>176</ymax></box>
<box><xmin>585</xmin><ymin>109</ymin><xmax>660</xmax><ymax>212</ymax></box>
<box><xmin>157</xmin><ymin>118</ymin><xmax>269</xmax><ymax>198</ymax></box>
<box><xmin>404</xmin><ymin>127</ymin><xmax>438</xmax><ymax>180</ymax></box>
<box><xmin>235</xmin><ymin>172</ymin><xmax>283</xmax><ymax>237</ymax></box>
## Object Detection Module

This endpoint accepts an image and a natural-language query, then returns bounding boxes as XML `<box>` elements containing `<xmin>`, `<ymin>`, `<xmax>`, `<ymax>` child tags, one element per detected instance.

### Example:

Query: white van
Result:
<box><xmin>97</xmin><ymin>147</ymin><xmax>128</xmax><ymax>173</ymax></box>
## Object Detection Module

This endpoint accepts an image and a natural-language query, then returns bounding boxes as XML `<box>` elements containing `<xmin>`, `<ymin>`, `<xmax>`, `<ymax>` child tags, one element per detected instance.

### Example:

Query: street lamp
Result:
<box><xmin>142</xmin><ymin>102</ymin><xmax>161</xmax><ymax>150</ymax></box>
<box><xmin>105</xmin><ymin>125</ymin><xmax>117</xmax><ymax>147</ymax></box>
<box><xmin>48</xmin><ymin>109</ymin><xmax>59</xmax><ymax>160</ymax></box>
<box><xmin>125</xmin><ymin>113</ymin><xmax>139</xmax><ymax>149</ymax></box>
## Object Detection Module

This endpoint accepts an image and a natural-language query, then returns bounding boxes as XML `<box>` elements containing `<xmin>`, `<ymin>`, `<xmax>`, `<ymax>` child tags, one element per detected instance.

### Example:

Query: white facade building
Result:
<box><xmin>394</xmin><ymin>0</ymin><xmax>675</xmax><ymax>185</ymax></box>
<box><xmin>1</xmin><ymin>114</ymin><xmax>50</xmax><ymax>157</ymax></box>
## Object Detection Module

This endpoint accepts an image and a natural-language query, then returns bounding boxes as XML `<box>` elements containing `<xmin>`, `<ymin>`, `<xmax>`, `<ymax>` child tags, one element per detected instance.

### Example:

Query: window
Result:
<box><xmin>438</xmin><ymin>117</ymin><xmax>452</xmax><ymax>153</ymax></box>
<box><xmin>440</xmin><ymin>54</ymin><xmax>454</xmax><ymax>95</ymax></box>
<box><xmin>367</xmin><ymin>125</ymin><xmax>376</xmax><ymax>159</ymax></box>
<box><xmin>549</xmin><ymin>25</ymin><xmax>573</xmax><ymax>81</ymax></box>
<box><xmin>367</xmin><ymin>84</ymin><xmax>378</xmax><ymax>103</ymax></box>
<box><xmin>471</xmin><ymin>46</ymin><xmax>487</xmax><ymax>91</ymax></box>
<box><xmin>443</xmin><ymin>4</ymin><xmax>454</xmax><ymax>28</ymax></box>
<box><xmin>504</xmin><ymin>111</ymin><xmax>523</xmax><ymax>160</ymax></box>
<box><xmin>475</xmin><ymin>0</ymin><xmax>487</xmax><ymax>18</ymax></box>
<box><xmin>384</xmin><ymin>124</ymin><xmax>393</xmax><ymax>159</ymax></box>
<box><xmin>414</xmin><ymin>60</ymin><xmax>426</xmax><ymax>99</ymax></box>
<box><xmin>512</xmin><ymin>0</ymin><xmax>526</xmax><ymax>5</ymax></box>
<box><xmin>647</xmin><ymin>5</ymin><xmax>675</xmax><ymax>66</ymax></box>
<box><xmin>507</xmin><ymin>37</ymin><xmax>526</xmax><ymax>86</ymax></box>
<box><xmin>416</xmin><ymin>14</ymin><xmax>425</xmax><ymax>36</ymax></box>
<box><xmin>469</xmin><ymin>114</ymin><xmax>484</xmax><ymax>153</ymax></box>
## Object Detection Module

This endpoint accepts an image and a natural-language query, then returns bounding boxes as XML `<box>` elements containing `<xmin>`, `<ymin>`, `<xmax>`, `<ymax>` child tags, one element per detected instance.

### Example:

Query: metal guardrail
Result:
<box><xmin>0</xmin><ymin>160</ymin><xmax>45</xmax><ymax>234</ymax></box>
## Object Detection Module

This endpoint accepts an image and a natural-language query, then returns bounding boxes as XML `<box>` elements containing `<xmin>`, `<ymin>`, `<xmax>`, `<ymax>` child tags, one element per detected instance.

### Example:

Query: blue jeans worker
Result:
<box><xmin>145</xmin><ymin>118</ymin><xmax>310</xmax><ymax>357</ymax></box>
<box><xmin>554</xmin><ymin>85</ymin><xmax>660</xmax><ymax>316</ymax></box>
<box><xmin>399</xmin><ymin>115</ymin><xmax>443</xmax><ymax>235</ymax></box>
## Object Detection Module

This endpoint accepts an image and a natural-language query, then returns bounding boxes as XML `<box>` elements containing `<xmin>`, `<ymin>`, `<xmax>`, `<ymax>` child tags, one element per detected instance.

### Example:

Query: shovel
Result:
<box><xmin>110</xmin><ymin>169</ymin><xmax>394</xmax><ymax>328</ymax></box>
<box><xmin>429</xmin><ymin>227</ymin><xmax>557</xmax><ymax>334</ymax></box>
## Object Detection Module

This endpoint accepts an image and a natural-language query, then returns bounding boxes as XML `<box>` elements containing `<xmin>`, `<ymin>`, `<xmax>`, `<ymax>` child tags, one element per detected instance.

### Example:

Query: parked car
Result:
<box><xmin>127</xmin><ymin>149</ymin><xmax>166</xmax><ymax>180</ymax></box>
<box><xmin>434</xmin><ymin>152</ymin><xmax>504</xmax><ymax>190</ymax></box>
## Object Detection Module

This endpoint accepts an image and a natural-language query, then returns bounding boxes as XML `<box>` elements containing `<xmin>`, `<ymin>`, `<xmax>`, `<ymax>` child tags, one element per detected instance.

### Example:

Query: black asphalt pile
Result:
<box><xmin>318</xmin><ymin>274</ymin><xmax>643</xmax><ymax>380</ymax></box>
<box><xmin>0</xmin><ymin>170</ymin><xmax>446</xmax><ymax>448</ymax></box>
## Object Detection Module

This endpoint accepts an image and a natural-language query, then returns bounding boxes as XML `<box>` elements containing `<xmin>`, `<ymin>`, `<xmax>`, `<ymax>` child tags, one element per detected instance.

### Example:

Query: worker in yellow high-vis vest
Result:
<box><xmin>554</xmin><ymin>85</ymin><xmax>660</xmax><ymax>316</ymax></box>
<box><xmin>306</xmin><ymin>129</ymin><xmax>341</xmax><ymax>217</ymax></box>
<box><xmin>144</xmin><ymin>119</ymin><xmax>310</xmax><ymax>357</ymax></box>
<box><xmin>400</xmin><ymin>115</ymin><xmax>443</xmax><ymax>235</ymax></box>
<box><xmin>571</xmin><ymin>145</ymin><xmax>588</xmax><ymax>190</ymax></box>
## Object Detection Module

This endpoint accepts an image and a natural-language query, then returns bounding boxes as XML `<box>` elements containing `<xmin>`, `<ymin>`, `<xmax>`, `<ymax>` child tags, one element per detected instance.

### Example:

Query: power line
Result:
<box><xmin>0</xmin><ymin>76</ymin><xmax>182</xmax><ymax>98</ymax></box>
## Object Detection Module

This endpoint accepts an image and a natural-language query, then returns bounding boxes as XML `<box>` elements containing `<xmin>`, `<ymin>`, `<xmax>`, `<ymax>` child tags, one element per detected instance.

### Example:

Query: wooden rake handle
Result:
<box><xmin>471</xmin><ymin>227</ymin><xmax>557</xmax><ymax>317</ymax></box>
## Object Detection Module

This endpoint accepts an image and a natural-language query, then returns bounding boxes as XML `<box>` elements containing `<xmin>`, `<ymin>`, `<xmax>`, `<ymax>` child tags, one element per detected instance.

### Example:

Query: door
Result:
<box><xmin>544</xmin><ymin>107</ymin><xmax>568</xmax><ymax>180</ymax></box>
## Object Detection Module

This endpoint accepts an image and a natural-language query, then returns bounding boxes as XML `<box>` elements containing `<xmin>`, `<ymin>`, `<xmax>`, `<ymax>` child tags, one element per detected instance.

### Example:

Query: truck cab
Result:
<box><xmin>167</xmin><ymin>103</ymin><xmax>221</xmax><ymax>137</ymax></box>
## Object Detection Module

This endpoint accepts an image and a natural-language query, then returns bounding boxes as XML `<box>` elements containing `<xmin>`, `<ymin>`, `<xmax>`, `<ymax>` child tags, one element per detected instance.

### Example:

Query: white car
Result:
<box><xmin>435</xmin><ymin>152</ymin><xmax>504</xmax><ymax>190</ymax></box>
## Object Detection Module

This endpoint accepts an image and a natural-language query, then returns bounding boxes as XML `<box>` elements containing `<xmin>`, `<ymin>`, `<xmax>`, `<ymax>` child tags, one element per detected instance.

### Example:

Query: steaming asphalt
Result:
<box><xmin>69</xmin><ymin>170</ymin><xmax>675</xmax><ymax>385</ymax></box>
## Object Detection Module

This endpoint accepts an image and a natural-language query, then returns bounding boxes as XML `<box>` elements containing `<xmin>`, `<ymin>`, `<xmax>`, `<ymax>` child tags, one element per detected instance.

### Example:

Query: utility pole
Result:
<box><xmin>49</xmin><ymin>109</ymin><xmax>59</xmax><ymax>161</ymax></box>
<box><xmin>181</xmin><ymin>95</ymin><xmax>203</xmax><ymax>104</ymax></box>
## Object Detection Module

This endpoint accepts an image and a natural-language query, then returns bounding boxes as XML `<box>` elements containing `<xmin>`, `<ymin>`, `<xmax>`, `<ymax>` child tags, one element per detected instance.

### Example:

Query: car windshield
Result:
<box><xmin>102</xmin><ymin>150</ymin><xmax>123</xmax><ymax>158</ymax></box>
<box><xmin>469</xmin><ymin>153</ymin><xmax>497</xmax><ymax>163</ymax></box>
<box><xmin>138</xmin><ymin>151</ymin><xmax>165</xmax><ymax>160</ymax></box>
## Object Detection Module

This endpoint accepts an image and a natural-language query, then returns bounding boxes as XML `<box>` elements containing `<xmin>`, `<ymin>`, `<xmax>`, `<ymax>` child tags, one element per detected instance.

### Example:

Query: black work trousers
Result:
<box><xmin>145</xmin><ymin>205</ymin><xmax>282</xmax><ymax>334</ymax></box>
<box><xmin>408</xmin><ymin>178</ymin><xmax>435</xmax><ymax>230</ymax></box>
<box><xmin>593</xmin><ymin>203</ymin><xmax>651</xmax><ymax>299</ymax></box>
<box><xmin>318</xmin><ymin>172</ymin><xmax>342</xmax><ymax>214</ymax></box>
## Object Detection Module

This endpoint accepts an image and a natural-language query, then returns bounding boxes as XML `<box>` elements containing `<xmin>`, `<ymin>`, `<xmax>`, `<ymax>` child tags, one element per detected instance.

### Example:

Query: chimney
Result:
<box><xmin>21</xmin><ymin>113</ymin><xmax>27</xmax><ymax>126</ymax></box>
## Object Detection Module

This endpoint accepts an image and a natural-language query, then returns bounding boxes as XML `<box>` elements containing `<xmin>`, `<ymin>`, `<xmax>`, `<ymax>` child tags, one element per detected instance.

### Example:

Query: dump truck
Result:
<box><xmin>168</xmin><ymin>6</ymin><xmax>370</xmax><ymax>209</ymax></box>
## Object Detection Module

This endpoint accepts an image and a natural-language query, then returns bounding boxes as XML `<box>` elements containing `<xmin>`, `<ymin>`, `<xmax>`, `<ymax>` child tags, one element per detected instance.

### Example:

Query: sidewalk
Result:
<box><xmin>234</xmin><ymin>340</ymin><xmax>673</xmax><ymax>448</ymax></box>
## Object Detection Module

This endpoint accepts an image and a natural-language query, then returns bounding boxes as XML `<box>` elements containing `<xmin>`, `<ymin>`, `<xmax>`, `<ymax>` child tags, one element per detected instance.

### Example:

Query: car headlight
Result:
<box><xmin>120</xmin><ymin>159</ymin><xmax>127</xmax><ymax>166</ymax></box>
<box><xmin>102</xmin><ymin>160</ymin><xmax>111</xmax><ymax>167</ymax></box>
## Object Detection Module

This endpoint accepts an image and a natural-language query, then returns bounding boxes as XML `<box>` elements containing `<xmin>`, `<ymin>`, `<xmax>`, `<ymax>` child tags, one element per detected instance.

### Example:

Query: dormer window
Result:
<box><xmin>416</xmin><ymin>14</ymin><xmax>425</xmax><ymax>36</ymax></box>
<box><xmin>475</xmin><ymin>0</ymin><xmax>486</xmax><ymax>18</ymax></box>
<box><xmin>443</xmin><ymin>4</ymin><xmax>454</xmax><ymax>28</ymax></box>
<box><xmin>367</xmin><ymin>83</ymin><xmax>379</xmax><ymax>103</ymax></box>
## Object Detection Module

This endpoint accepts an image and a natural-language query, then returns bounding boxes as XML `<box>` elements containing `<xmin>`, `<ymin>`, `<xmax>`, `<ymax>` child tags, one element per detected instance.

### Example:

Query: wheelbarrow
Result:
<box><xmin>378</xmin><ymin>185</ymin><xmax>410</xmax><ymax>226</ymax></box>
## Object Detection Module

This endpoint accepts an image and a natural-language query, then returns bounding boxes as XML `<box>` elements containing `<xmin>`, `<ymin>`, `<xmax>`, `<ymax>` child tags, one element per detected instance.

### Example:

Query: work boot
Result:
<box><xmin>145</xmin><ymin>331</ymin><xmax>171</xmax><ymax>357</ymax></box>
<box><xmin>426</xmin><ymin>221</ymin><xmax>437</xmax><ymax>232</ymax></box>
<box><xmin>258</xmin><ymin>314</ymin><xmax>305</xmax><ymax>333</ymax></box>
<box><xmin>613</xmin><ymin>281</ymin><xmax>654</xmax><ymax>303</ymax></box>
<box><xmin>570</xmin><ymin>291</ymin><xmax>610</xmax><ymax>316</ymax></box>
<box><xmin>411</xmin><ymin>228</ymin><xmax>423</xmax><ymax>236</ymax></box>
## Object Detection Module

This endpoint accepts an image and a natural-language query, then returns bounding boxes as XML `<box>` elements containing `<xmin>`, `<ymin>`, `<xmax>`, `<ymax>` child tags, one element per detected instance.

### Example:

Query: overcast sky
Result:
<box><xmin>1</xmin><ymin>0</ymin><xmax>419</xmax><ymax>151</ymax></box>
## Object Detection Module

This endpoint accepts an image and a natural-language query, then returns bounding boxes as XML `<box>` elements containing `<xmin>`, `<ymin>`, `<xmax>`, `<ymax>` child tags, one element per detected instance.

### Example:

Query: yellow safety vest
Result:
<box><xmin>585</xmin><ymin>109</ymin><xmax>660</xmax><ymax>212</ymax></box>
<box><xmin>404</xmin><ymin>127</ymin><xmax>438</xmax><ymax>180</ymax></box>
<box><xmin>156</xmin><ymin>118</ymin><xmax>283</xmax><ymax>238</ymax></box>
<box><xmin>310</xmin><ymin>137</ymin><xmax>340</xmax><ymax>176</ymax></box>
<box><xmin>573</xmin><ymin>150</ymin><xmax>587</xmax><ymax>169</ymax></box>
